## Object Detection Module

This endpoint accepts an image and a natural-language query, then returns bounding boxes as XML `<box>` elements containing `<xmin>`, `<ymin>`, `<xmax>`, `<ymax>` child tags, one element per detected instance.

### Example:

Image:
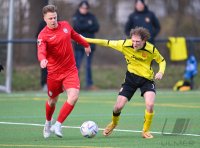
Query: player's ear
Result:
<box><xmin>43</xmin><ymin>14</ymin><xmax>47</xmax><ymax>22</ymax></box>
<box><xmin>43</xmin><ymin>16</ymin><xmax>46</xmax><ymax>22</ymax></box>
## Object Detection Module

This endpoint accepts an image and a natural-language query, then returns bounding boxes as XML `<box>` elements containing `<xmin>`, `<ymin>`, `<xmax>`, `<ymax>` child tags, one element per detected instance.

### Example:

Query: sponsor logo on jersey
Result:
<box><xmin>49</xmin><ymin>35</ymin><xmax>56</xmax><ymax>40</ymax></box>
<box><xmin>63</xmin><ymin>28</ymin><xmax>68</xmax><ymax>33</ymax></box>
<box><xmin>131</xmin><ymin>54</ymin><xmax>145</xmax><ymax>61</ymax></box>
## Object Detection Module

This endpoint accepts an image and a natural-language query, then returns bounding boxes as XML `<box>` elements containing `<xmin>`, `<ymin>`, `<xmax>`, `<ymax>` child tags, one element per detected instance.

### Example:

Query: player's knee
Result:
<box><xmin>114</xmin><ymin>103</ymin><xmax>124</xmax><ymax>112</ymax></box>
<box><xmin>68</xmin><ymin>93</ymin><xmax>79</xmax><ymax>105</ymax></box>
<box><xmin>71</xmin><ymin>93</ymin><xmax>79</xmax><ymax>100</ymax></box>
<box><xmin>146</xmin><ymin>103</ymin><xmax>154</xmax><ymax>112</ymax></box>
<box><xmin>48</xmin><ymin>98</ymin><xmax>57</xmax><ymax>106</ymax></box>
<box><xmin>114</xmin><ymin>106</ymin><xmax>123</xmax><ymax>112</ymax></box>
<box><xmin>147</xmin><ymin>102</ymin><xmax>154</xmax><ymax>108</ymax></box>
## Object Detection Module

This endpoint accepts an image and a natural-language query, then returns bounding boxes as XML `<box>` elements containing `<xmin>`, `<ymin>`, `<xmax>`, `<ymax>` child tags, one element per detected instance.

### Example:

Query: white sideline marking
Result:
<box><xmin>0</xmin><ymin>121</ymin><xmax>200</xmax><ymax>137</ymax></box>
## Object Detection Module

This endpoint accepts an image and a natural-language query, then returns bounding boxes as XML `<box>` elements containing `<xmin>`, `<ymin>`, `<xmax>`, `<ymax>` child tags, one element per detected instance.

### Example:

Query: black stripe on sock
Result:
<box><xmin>113</xmin><ymin>112</ymin><xmax>121</xmax><ymax>116</ymax></box>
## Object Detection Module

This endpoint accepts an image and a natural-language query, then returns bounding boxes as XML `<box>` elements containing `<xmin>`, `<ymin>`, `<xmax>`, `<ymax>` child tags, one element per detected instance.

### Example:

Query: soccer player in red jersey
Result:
<box><xmin>37</xmin><ymin>5</ymin><xmax>91</xmax><ymax>138</ymax></box>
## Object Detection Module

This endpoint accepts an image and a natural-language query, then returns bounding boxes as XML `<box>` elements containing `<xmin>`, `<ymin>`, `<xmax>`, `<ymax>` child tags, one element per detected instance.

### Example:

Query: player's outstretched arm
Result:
<box><xmin>85</xmin><ymin>38</ymin><xmax>109</xmax><ymax>47</ymax></box>
<box><xmin>85</xmin><ymin>37</ymin><xmax>123</xmax><ymax>52</ymax></box>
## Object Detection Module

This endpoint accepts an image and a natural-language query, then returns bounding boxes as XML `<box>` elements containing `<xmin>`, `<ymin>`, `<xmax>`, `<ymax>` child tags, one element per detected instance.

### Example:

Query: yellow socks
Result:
<box><xmin>112</xmin><ymin>115</ymin><xmax>120</xmax><ymax>125</ymax></box>
<box><xmin>112</xmin><ymin>112</ymin><xmax>121</xmax><ymax>125</ymax></box>
<box><xmin>143</xmin><ymin>110</ymin><xmax>154</xmax><ymax>132</ymax></box>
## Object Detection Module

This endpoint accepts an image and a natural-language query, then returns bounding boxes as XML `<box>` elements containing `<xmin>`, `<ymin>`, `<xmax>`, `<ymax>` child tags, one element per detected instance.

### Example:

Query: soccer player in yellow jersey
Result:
<box><xmin>85</xmin><ymin>27</ymin><xmax>166</xmax><ymax>139</ymax></box>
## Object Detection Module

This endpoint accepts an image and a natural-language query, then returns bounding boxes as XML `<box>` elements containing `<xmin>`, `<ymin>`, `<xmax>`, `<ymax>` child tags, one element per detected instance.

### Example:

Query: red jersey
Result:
<box><xmin>37</xmin><ymin>21</ymin><xmax>89</xmax><ymax>74</ymax></box>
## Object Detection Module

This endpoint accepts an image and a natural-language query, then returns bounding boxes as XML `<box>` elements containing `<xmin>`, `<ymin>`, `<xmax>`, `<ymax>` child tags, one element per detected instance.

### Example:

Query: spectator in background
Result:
<box><xmin>184</xmin><ymin>55</ymin><xmax>198</xmax><ymax>89</ymax></box>
<box><xmin>125</xmin><ymin>0</ymin><xmax>160</xmax><ymax>44</ymax></box>
<box><xmin>36</xmin><ymin>20</ymin><xmax>47</xmax><ymax>91</ymax></box>
<box><xmin>72</xmin><ymin>0</ymin><xmax>100</xmax><ymax>90</ymax></box>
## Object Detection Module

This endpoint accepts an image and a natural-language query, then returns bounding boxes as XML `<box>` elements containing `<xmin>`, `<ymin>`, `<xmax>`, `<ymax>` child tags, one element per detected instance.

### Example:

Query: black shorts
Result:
<box><xmin>118</xmin><ymin>71</ymin><xmax>156</xmax><ymax>101</ymax></box>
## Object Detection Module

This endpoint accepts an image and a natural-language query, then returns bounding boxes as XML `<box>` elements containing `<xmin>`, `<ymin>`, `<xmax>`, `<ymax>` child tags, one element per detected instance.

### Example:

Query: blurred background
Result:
<box><xmin>0</xmin><ymin>0</ymin><xmax>200</xmax><ymax>91</ymax></box>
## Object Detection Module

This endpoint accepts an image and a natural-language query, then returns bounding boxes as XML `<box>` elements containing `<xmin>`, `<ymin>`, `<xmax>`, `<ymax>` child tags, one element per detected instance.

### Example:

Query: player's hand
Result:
<box><xmin>40</xmin><ymin>59</ymin><xmax>48</xmax><ymax>68</ymax></box>
<box><xmin>0</xmin><ymin>64</ymin><xmax>4</xmax><ymax>72</ymax></box>
<box><xmin>155</xmin><ymin>72</ymin><xmax>163</xmax><ymax>80</ymax></box>
<box><xmin>85</xmin><ymin>46</ymin><xmax>91</xmax><ymax>56</ymax></box>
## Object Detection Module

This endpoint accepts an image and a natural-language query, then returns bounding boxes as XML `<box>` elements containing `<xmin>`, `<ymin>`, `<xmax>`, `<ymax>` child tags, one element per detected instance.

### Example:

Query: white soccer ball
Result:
<box><xmin>80</xmin><ymin>121</ymin><xmax>98</xmax><ymax>138</ymax></box>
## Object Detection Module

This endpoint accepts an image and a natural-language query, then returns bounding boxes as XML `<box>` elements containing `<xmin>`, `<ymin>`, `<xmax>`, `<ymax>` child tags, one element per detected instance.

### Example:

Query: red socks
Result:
<box><xmin>45</xmin><ymin>101</ymin><xmax>74</xmax><ymax>123</ymax></box>
<box><xmin>45</xmin><ymin>101</ymin><xmax>55</xmax><ymax>121</ymax></box>
<box><xmin>57</xmin><ymin>102</ymin><xmax>74</xmax><ymax>123</ymax></box>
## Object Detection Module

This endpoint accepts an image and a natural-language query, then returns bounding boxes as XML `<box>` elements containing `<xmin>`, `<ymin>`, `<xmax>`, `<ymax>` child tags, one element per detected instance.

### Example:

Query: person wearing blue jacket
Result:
<box><xmin>72</xmin><ymin>0</ymin><xmax>100</xmax><ymax>90</ymax></box>
<box><xmin>125</xmin><ymin>0</ymin><xmax>160</xmax><ymax>44</ymax></box>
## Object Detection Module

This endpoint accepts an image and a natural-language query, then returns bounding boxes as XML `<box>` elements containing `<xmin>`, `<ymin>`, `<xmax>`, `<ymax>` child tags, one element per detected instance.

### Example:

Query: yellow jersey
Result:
<box><xmin>85</xmin><ymin>38</ymin><xmax>166</xmax><ymax>80</ymax></box>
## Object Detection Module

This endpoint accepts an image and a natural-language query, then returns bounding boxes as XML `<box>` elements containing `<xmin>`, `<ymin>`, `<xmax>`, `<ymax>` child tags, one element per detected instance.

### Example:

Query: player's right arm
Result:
<box><xmin>37</xmin><ymin>34</ymin><xmax>48</xmax><ymax>68</ymax></box>
<box><xmin>85</xmin><ymin>38</ymin><xmax>124</xmax><ymax>52</ymax></box>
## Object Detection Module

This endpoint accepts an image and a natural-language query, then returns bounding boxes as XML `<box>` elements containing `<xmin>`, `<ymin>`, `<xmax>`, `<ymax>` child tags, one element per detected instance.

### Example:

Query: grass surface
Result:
<box><xmin>0</xmin><ymin>90</ymin><xmax>200</xmax><ymax>148</ymax></box>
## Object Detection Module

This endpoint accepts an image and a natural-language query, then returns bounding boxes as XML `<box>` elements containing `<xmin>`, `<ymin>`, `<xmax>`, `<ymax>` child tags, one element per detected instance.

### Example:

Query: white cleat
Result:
<box><xmin>43</xmin><ymin>123</ymin><xmax>51</xmax><ymax>138</ymax></box>
<box><xmin>50</xmin><ymin>123</ymin><xmax>63</xmax><ymax>138</ymax></box>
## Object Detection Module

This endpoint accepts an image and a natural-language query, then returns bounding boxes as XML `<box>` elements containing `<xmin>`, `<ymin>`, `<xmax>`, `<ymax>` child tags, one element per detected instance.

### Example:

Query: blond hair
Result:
<box><xmin>130</xmin><ymin>27</ymin><xmax>150</xmax><ymax>41</ymax></box>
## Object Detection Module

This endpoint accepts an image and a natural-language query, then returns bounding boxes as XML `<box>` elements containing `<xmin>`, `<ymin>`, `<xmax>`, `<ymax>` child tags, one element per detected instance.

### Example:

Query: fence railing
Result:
<box><xmin>1</xmin><ymin>37</ymin><xmax>200</xmax><ymax>44</ymax></box>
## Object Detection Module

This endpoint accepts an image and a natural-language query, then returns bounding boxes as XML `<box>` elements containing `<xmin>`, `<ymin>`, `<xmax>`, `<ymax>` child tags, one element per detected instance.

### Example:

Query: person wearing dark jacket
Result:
<box><xmin>125</xmin><ymin>0</ymin><xmax>160</xmax><ymax>44</ymax></box>
<box><xmin>72</xmin><ymin>0</ymin><xmax>99</xmax><ymax>90</ymax></box>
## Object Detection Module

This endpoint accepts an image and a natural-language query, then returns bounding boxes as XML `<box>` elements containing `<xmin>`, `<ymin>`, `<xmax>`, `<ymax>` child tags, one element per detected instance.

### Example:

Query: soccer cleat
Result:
<box><xmin>142</xmin><ymin>131</ymin><xmax>154</xmax><ymax>139</ymax></box>
<box><xmin>50</xmin><ymin>124</ymin><xmax>63</xmax><ymax>138</ymax></box>
<box><xmin>43</xmin><ymin>122</ymin><xmax>51</xmax><ymax>138</ymax></box>
<box><xmin>103</xmin><ymin>122</ymin><xmax>117</xmax><ymax>136</ymax></box>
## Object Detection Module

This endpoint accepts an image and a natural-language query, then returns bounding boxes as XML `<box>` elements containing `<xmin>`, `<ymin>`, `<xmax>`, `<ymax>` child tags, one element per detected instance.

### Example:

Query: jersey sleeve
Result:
<box><xmin>153</xmin><ymin>48</ymin><xmax>166</xmax><ymax>74</ymax></box>
<box><xmin>37</xmin><ymin>33</ymin><xmax>47</xmax><ymax>61</ymax></box>
<box><xmin>68</xmin><ymin>22</ymin><xmax>89</xmax><ymax>48</ymax></box>
<box><xmin>85</xmin><ymin>38</ymin><xmax>125</xmax><ymax>52</ymax></box>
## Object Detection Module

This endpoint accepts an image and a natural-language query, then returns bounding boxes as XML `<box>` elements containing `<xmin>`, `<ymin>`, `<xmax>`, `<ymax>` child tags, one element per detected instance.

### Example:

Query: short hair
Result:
<box><xmin>130</xmin><ymin>27</ymin><xmax>150</xmax><ymax>41</ymax></box>
<box><xmin>42</xmin><ymin>5</ymin><xmax>57</xmax><ymax>15</ymax></box>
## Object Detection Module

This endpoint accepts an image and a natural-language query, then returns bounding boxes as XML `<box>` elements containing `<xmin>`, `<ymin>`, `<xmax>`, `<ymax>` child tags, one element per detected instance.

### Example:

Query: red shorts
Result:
<box><xmin>47</xmin><ymin>69</ymin><xmax>80</xmax><ymax>98</ymax></box>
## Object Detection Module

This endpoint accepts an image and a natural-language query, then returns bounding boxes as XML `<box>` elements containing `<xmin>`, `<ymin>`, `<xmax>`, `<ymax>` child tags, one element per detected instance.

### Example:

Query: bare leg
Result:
<box><xmin>103</xmin><ymin>95</ymin><xmax>128</xmax><ymax>136</ymax></box>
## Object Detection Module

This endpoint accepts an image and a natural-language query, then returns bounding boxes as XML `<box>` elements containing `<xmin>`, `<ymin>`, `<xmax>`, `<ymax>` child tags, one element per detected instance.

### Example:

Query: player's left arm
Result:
<box><xmin>153</xmin><ymin>48</ymin><xmax>166</xmax><ymax>80</ymax></box>
<box><xmin>70</xmin><ymin>25</ymin><xmax>91</xmax><ymax>56</ymax></box>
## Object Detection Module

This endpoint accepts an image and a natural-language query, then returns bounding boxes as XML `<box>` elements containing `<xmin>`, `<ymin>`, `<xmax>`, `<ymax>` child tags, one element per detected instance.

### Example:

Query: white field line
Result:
<box><xmin>0</xmin><ymin>121</ymin><xmax>200</xmax><ymax>137</ymax></box>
